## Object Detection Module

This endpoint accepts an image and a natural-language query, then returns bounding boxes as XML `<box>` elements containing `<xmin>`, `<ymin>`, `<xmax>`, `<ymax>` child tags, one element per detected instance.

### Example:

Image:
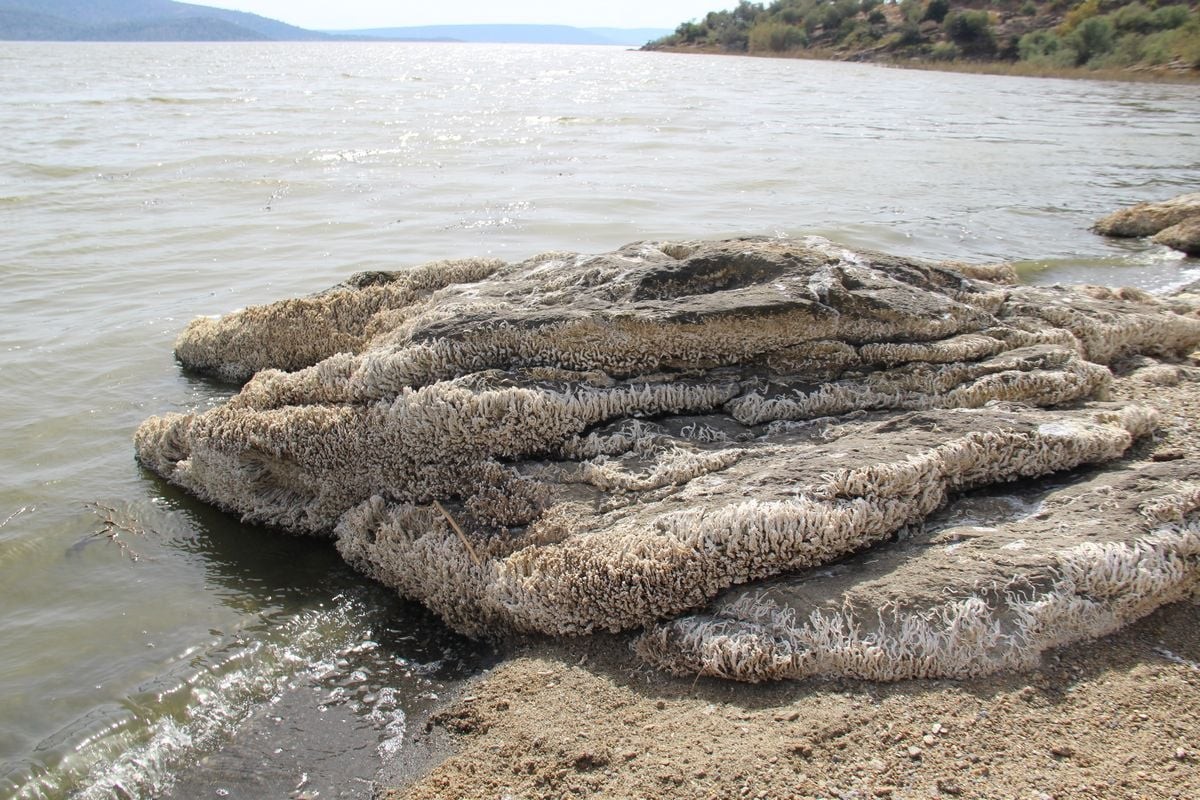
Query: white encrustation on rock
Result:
<box><xmin>136</xmin><ymin>236</ymin><xmax>1200</xmax><ymax>680</ymax></box>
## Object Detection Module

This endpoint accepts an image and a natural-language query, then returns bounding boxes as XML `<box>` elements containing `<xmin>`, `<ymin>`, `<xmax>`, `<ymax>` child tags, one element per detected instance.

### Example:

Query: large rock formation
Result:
<box><xmin>136</xmin><ymin>237</ymin><xmax>1200</xmax><ymax>680</ymax></box>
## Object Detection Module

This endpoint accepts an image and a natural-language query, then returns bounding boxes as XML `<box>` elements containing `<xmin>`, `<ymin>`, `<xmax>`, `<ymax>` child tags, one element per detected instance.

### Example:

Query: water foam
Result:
<box><xmin>6</xmin><ymin>596</ymin><xmax>390</xmax><ymax>800</ymax></box>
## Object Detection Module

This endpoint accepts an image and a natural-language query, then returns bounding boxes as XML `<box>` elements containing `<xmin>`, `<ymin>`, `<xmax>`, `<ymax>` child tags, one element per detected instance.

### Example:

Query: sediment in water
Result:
<box><xmin>136</xmin><ymin>236</ymin><xmax>1200</xmax><ymax>679</ymax></box>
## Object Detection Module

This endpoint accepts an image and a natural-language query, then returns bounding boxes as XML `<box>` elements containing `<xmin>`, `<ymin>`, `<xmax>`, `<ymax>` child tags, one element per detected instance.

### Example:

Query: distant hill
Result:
<box><xmin>0</xmin><ymin>3</ymin><xmax>674</xmax><ymax>46</ymax></box>
<box><xmin>585</xmin><ymin>27</ymin><xmax>675</xmax><ymax>46</ymax></box>
<box><xmin>336</xmin><ymin>24</ymin><xmax>671</xmax><ymax>46</ymax></box>
<box><xmin>0</xmin><ymin>0</ymin><xmax>330</xmax><ymax>40</ymax></box>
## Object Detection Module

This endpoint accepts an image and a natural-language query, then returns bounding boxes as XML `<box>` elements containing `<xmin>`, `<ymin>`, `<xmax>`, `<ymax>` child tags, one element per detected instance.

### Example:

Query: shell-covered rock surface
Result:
<box><xmin>136</xmin><ymin>237</ymin><xmax>1200</xmax><ymax>680</ymax></box>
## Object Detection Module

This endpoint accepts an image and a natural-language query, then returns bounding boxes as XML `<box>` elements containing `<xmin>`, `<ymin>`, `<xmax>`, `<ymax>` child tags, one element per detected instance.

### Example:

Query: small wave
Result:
<box><xmin>76</xmin><ymin>96</ymin><xmax>223</xmax><ymax>107</ymax></box>
<box><xmin>309</xmin><ymin>147</ymin><xmax>407</xmax><ymax>164</ymax></box>
<box><xmin>0</xmin><ymin>506</ymin><xmax>51</xmax><ymax>571</ymax></box>
<box><xmin>12</xmin><ymin>163</ymin><xmax>96</xmax><ymax>180</ymax></box>
<box><xmin>142</xmin><ymin>96</ymin><xmax>228</xmax><ymax>106</ymax></box>
<box><xmin>1011</xmin><ymin>247</ymin><xmax>1190</xmax><ymax>294</ymax></box>
<box><xmin>2</xmin><ymin>598</ymin><xmax>382</xmax><ymax>800</ymax></box>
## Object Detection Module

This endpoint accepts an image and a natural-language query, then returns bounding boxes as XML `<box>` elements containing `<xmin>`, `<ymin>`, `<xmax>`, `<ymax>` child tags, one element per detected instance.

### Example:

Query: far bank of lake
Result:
<box><xmin>644</xmin><ymin>41</ymin><xmax>1200</xmax><ymax>83</ymax></box>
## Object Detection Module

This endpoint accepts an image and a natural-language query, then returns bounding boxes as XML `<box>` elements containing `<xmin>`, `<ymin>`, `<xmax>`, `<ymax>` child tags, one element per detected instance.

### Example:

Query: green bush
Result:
<box><xmin>1104</xmin><ymin>30</ymin><xmax>1167</xmax><ymax>65</ymax></box>
<box><xmin>695</xmin><ymin>1</ymin><xmax>765</xmax><ymax>51</ymax></box>
<box><xmin>1059</xmin><ymin>0</ymin><xmax>1102</xmax><ymax>34</ymax></box>
<box><xmin>818</xmin><ymin>0</ymin><xmax>861</xmax><ymax>30</ymax></box>
<box><xmin>1017</xmin><ymin>29</ymin><xmax>1078</xmax><ymax>65</ymax></box>
<box><xmin>780</xmin><ymin>7</ymin><xmax>804</xmax><ymax>24</ymax></box>
<box><xmin>900</xmin><ymin>0</ymin><xmax>924</xmax><ymax>23</ymax></box>
<box><xmin>930</xmin><ymin>40</ymin><xmax>961</xmax><ymax>59</ymax></box>
<box><xmin>945</xmin><ymin>9</ymin><xmax>997</xmax><ymax>54</ymax></box>
<box><xmin>1018</xmin><ymin>29</ymin><xmax>1057</xmax><ymax>58</ymax></box>
<box><xmin>898</xmin><ymin>20</ymin><xmax>925</xmax><ymax>44</ymax></box>
<box><xmin>836</xmin><ymin>16</ymin><xmax>861</xmax><ymax>41</ymax></box>
<box><xmin>1111</xmin><ymin>2</ymin><xmax>1155</xmax><ymax>34</ymax></box>
<box><xmin>946</xmin><ymin>9</ymin><xmax>987</xmax><ymax>38</ymax></box>
<box><xmin>748</xmin><ymin>21</ymin><xmax>809</xmax><ymax>51</ymax></box>
<box><xmin>674</xmin><ymin>21</ymin><xmax>708</xmax><ymax>43</ymax></box>
<box><xmin>718</xmin><ymin>27</ymin><xmax>751</xmax><ymax>49</ymax></box>
<box><xmin>842</xmin><ymin>19</ymin><xmax>883</xmax><ymax>45</ymax></box>
<box><xmin>1067</xmin><ymin>15</ymin><xmax>1115</xmax><ymax>63</ymax></box>
<box><xmin>1020</xmin><ymin>0</ymin><xmax>1038</xmax><ymax>15</ymax></box>
<box><xmin>1165</xmin><ymin>16</ymin><xmax>1200</xmax><ymax>66</ymax></box>
<box><xmin>1151</xmin><ymin>5</ymin><xmax>1191</xmax><ymax>31</ymax></box>
<box><xmin>923</xmin><ymin>0</ymin><xmax>951</xmax><ymax>24</ymax></box>
<box><xmin>1140</xmin><ymin>31</ymin><xmax>1176</xmax><ymax>64</ymax></box>
<box><xmin>997</xmin><ymin>32</ymin><xmax>1022</xmax><ymax>60</ymax></box>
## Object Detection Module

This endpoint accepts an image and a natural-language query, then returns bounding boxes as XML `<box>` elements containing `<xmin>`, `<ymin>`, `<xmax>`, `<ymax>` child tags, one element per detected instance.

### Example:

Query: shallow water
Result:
<box><xmin>0</xmin><ymin>41</ymin><xmax>1197</xmax><ymax>799</ymax></box>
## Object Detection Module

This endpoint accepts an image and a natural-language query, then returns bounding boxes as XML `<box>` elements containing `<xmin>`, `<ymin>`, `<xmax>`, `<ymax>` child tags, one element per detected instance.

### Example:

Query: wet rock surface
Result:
<box><xmin>1094</xmin><ymin>192</ymin><xmax>1200</xmax><ymax>255</ymax></box>
<box><xmin>137</xmin><ymin>237</ymin><xmax>1200</xmax><ymax>680</ymax></box>
<box><xmin>1153</xmin><ymin>216</ymin><xmax>1200</xmax><ymax>257</ymax></box>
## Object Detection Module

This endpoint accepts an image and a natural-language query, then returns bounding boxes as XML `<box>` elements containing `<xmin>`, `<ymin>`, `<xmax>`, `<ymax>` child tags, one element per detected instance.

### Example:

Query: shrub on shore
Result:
<box><xmin>748</xmin><ymin>20</ymin><xmax>809</xmax><ymax>52</ymax></box>
<box><xmin>944</xmin><ymin>8</ymin><xmax>997</xmax><ymax>55</ymax></box>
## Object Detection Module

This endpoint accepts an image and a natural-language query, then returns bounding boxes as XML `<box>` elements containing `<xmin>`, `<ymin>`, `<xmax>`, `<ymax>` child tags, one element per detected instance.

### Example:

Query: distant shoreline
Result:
<box><xmin>643</xmin><ymin>42</ymin><xmax>1200</xmax><ymax>84</ymax></box>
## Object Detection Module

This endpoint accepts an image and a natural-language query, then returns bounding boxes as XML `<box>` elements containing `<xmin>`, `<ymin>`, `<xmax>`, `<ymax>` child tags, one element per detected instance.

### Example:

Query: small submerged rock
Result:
<box><xmin>1153</xmin><ymin>216</ymin><xmax>1200</xmax><ymax>257</ymax></box>
<box><xmin>1093</xmin><ymin>192</ymin><xmax>1200</xmax><ymax>256</ymax></box>
<box><xmin>136</xmin><ymin>236</ymin><xmax>1200</xmax><ymax>681</ymax></box>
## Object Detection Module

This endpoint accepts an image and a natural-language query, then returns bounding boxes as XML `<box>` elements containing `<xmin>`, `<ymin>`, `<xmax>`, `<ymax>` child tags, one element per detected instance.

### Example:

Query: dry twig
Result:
<box><xmin>81</xmin><ymin>501</ymin><xmax>149</xmax><ymax>562</ymax></box>
<box><xmin>433</xmin><ymin>499</ymin><xmax>482</xmax><ymax>567</ymax></box>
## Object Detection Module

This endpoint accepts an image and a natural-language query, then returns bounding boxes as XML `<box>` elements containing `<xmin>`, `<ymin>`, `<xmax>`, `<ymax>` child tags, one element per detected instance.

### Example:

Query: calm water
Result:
<box><xmin>0</xmin><ymin>41</ymin><xmax>1198</xmax><ymax>799</ymax></box>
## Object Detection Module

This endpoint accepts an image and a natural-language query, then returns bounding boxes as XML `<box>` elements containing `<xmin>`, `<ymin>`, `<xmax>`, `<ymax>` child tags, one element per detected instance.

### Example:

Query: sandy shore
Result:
<box><xmin>380</xmin><ymin>355</ymin><xmax>1200</xmax><ymax>800</ymax></box>
<box><xmin>387</xmin><ymin>605</ymin><xmax>1198</xmax><ymax>800</ymax></box>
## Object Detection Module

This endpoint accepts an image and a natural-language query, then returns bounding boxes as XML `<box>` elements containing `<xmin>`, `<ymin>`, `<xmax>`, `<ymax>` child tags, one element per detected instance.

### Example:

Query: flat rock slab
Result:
<box><xmin>136</xmin><ymin>237</ymin><xmax>1200</xmax><ymax>679</ymax></box>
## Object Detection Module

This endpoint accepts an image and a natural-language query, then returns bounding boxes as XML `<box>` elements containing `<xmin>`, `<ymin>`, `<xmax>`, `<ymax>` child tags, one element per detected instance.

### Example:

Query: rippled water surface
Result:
<box><xmin>1</xmin><ymin>41</ymin><xmax>1198</xmax><ymax>799</ymax></box>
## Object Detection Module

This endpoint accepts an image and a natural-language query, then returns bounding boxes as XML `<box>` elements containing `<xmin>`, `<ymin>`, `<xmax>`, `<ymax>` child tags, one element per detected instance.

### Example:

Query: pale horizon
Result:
<box><xmin>199</xmin><ymin>0</ymin><xmax>733</xmax><ymax>31</ymax></box>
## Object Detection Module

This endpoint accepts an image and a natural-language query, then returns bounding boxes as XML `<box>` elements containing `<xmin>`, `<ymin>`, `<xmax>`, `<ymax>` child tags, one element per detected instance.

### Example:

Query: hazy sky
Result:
<box><xmin>204</xmin><ymin>1</ymin><xmax>733</xmax><ymax>30</ymax></box>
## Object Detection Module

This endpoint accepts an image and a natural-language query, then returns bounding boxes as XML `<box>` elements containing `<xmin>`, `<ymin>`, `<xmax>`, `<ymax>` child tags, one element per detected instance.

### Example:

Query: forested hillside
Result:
<box><xmin>646</xmin><ymin>0</ymin><xmax>1200</xmax><ymax>73</ymax></box>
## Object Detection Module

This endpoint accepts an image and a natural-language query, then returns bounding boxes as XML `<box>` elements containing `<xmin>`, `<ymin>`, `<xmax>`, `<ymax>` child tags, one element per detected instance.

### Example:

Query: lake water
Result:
<box><xmin>0</xmin><ymin>41</ymin><xmax>1197</xmax><ymax>800</ymax></box>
